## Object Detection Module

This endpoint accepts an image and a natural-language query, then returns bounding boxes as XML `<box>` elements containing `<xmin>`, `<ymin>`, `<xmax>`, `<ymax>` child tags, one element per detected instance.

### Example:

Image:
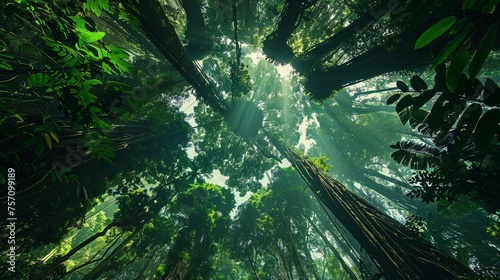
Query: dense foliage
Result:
<box><xmin>1</xmin><ymin>0</ymin><xmax>499</xmax><ymax>279</ymax></box>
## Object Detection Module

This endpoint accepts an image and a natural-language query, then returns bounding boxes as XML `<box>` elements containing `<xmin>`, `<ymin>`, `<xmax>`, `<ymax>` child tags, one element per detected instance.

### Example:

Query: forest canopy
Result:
<box><xmin>1</xmin><ymin>0</ymin><xmax>500</xmax><ymax>279</ymax></box>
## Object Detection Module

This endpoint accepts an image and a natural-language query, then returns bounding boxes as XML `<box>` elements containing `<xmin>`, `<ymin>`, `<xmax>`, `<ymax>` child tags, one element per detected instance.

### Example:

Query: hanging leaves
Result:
<box><xmin>390</xmin><ymin>141</ymin><xmax>440</xmax><ymax>170</ymax></box>
<box><xmin>483</xmin><ymin>78</ymin><xmax>500</xmax><ymax>106</ymax></box>
<box><xmin>410</xmin><ymin>75</ymin><xmax>428</xmax><ymax>91</ymax></box>
<box><xmin>446</xmin><ymin>51</ymin><xmax>470</xmax><ymax>92</ymax></box>
<box><xmin>395</xmin><ymin>95</ymin><xmax>413</xmax><ymax>113</ymax></box>
<box><xmin>469</xmin><ymin>25</ymin><xmax>497</xmax><ymax>79</ymax></box>
<box><xmin>474</xmin><ymin>109</ymin><xmax>500</xmax><ymax>153</ymax></box>
<box><xmin>386</xmin><ymin>94</ymin><xmax>401</xmax><ymax>105</ymax></box>
<box><xmin>396</xmin><ymin>81</ymin><xmax>409</xmax><ymax>92</ymax></box>
<box><xmin>412</xmin><ymin>90</ymin><xmax>436</xmax><ymax>109</ymax></box>
<box><xmin>415</xmin><ymin>16</ymin><xmax>456</xmax><ymax>49</ymax></box>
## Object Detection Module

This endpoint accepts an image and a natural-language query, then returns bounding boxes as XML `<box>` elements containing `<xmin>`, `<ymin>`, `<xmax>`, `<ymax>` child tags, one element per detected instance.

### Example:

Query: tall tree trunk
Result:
<box><xmin>122</xmin><ymin>0</ymin><xmax>228</xmax><ymax>114</ymax></box>
<box><xmin>181</xmin><ymin>0</ymin><xmax>213</xmax><ymax>59</ymax></box>
<box><xmin>267</xmin><ymin>133</ymin><xmax>474</xmax><ymax>280</ymax></box>
<box><xmin>303</xmin><ymin>27</ymin><xmax>444</xmax><ymax>100</ymax></box>
<box><xmin>293</xmin><ymin>0</ymin><xmax>391</xmax><ymax>73</ymax></box>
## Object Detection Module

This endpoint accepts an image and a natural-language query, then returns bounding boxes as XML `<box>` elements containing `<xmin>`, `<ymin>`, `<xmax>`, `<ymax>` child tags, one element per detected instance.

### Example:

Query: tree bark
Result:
<box><xmin>122</xmin><ymin>0</ymin><xmax>229</xmax><ymax>114</ymax></box>
<box><xmin>267</xmin><ymin>133</ymin><xmax>474</xmax><ymax>280</ymax></box>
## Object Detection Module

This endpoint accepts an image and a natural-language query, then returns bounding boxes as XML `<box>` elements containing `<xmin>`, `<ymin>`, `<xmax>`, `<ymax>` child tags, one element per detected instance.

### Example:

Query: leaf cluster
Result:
<box><xmin>388</xmin><ymin>68</ymin><xmax>500</xmax><ymax>213</ymax></box>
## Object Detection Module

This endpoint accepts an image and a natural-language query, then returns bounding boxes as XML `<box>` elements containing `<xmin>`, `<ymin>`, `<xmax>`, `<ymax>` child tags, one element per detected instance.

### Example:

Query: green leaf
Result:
<box><xmin>79</xmin><ymin>30</ymin><xmax>105</xmax><ymax>43</ymax></box>
<box><xmin>410</xmin><ymin>75</ymin><xmax>428</xmax><ymax>91</ymax></box>
<box><xmin>35</xmin><ymin>138</ymin><xmax>45</xmax><ymax>156</ymax></box>
<box><xmin>481</xmin><ymin>0</ymin><xmax>500</xmax><ymax>14</ymax></box>
<box><xmin>94</xmin><ymin>116</ymin><xmax>113</xmax><ymax>130</ymax></box>
<box><xmin>396</xmin><ymin>81</ymin><xmax>409</xmax><ymax>92</ymax></box>
<box><xmin>469</xmin><ymin>25</ymin><xmax>497</xmax><ymax>79</ymax></box>
<box><xmin>437</xmin><ymin>196</ymin><xmax>480</xmax><ymax>218</ymax></box>
<box><xmin>49</xmin><ymin>129</ymin><xmax>60</xmax><ymax>143</ymax></box>
<box><xmin>34</xmin><ymin>124</ymin><xmax>49</xmax><ymax>132</ymax></box>
<box><xmin>79</xmin><ymin>91</ymin><xmax>97</xmax><ymax>105</ymax></box>
<box><xmin>446</xmin><ymin>51</ymin><xmax>470</xmax><ymax>92</ymax></box>
<box><xmin>415</xmin><ymin>16</ymin><xmax>456</xmax><ymax>49</ymax></box>
<box><xmin>83</xmin><ymin>0</ymin><xmax>111</xmax><ymax>17</ymax></box>
<box><xmin>432</xmin><ymin>23</ymin><xmax>471</xmax><ymax>69</ymax></box>
<box><xmin>23</xmin><ymin>136</ymin><xmax>38</xmax><ymax>147</ymax></box>
<box><xmin>474</xmin><ymin>109</ymin><xmax>500</xmax><ymax>153</ymax></box>
<box><xmin>387</xmin><ymin>94</ymin><xmax>401</xmax><ymax>105</ymax></box>
<box><xmin>27</xmin><ymin>73</ymin><xmax>51</xmax><ymax>89</ymax></box>
<box><xmin>462</xmin><ymin>0</ymin><xmax>478</xmax><ymax>10</ymax></box>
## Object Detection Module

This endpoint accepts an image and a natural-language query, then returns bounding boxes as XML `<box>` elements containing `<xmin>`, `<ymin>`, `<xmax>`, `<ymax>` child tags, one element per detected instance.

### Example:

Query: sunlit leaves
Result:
<box><xmin>79</xmin><ymin>30</ymin><xmax>105</xmax><ymax>44</ymax></box>
<box><xmin>83</xmin><ymin>0</ymin><xmax>111</xmax><ymax>17</ymax></box>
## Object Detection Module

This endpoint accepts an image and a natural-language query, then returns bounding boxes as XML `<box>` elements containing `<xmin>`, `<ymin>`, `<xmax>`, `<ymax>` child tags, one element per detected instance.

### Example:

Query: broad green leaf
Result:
<box><xmin>387</xmin><ymin>94</ymin><xmax>401</xmax><ymax>105</ymax></box>
<box><xmin>82</xmin><ymin>79</ymin><xmax>103</xmax><ymax>91</ymax></box>
<box><xmin>24</xmin><ymin>136</ymin><xmax>38</xmax><ymax>147</ymax></box>
<box><xmin>415</xmin><ymin>16</ymin><xmax>456</xmax><ymax>49</ymax></box>
<box><xmin>69</xmin><ymin>16</ymin><xmax>88</xmax><ymax>30</ymax></box>
<box><xmin>446</xmin><ymin>51</ymin><xmax>470</xmax><ymax>92</ymax></box>
<box><xmin>94</xmin><ymin>116</ymin><xmax>113</xmax><ymax>130</ymax></box>
<box><xmin>469</xmin><ymin>25</ymin><xmax>497</xmax><ymax>78</ymax></box>
<box><xmin>462</xmin><ymin>0</ymin><xmax>478</xmax><ymax>10</ymax></box>
<box><xmin>437</xmin><ymin>196</ymin><xmax>480</xmax><ymax>218</ymax></box>
<box><xmin>481</xmin><ymin>0</ymin><xmax>500</xmax><ymax>14</ymax></box>
<box><xmin>79</xmin><ymin>30</ymin><xmax>105</xmax><ymax>43</ymax></box>
<box><xmin>474</xmin><ymin>109</ymin><xmax>500</xmax><ymax>153</ymax></box>
<box><xmin>49</xmin><ymin>129</ymin><xmax>60</xmax><ymax>143</ymax></box>
<box><xmin>82</xmin><ymin>186</ymin><xmax>89</xmax><ymax>201</ymax></box>
<box><xmin>35</xmin><ymin>138</ymin><xmax>45</xmax><ymax>156</ymax></box>
<box><xmin>43</xmin><ymin>133</ymin><xmax>53</xmax><ymax>150</ymax></box>
<box><xmin>432</xmin><ymin>23</ymin><xmax>471</xmax><ymax>68</ymax></box>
